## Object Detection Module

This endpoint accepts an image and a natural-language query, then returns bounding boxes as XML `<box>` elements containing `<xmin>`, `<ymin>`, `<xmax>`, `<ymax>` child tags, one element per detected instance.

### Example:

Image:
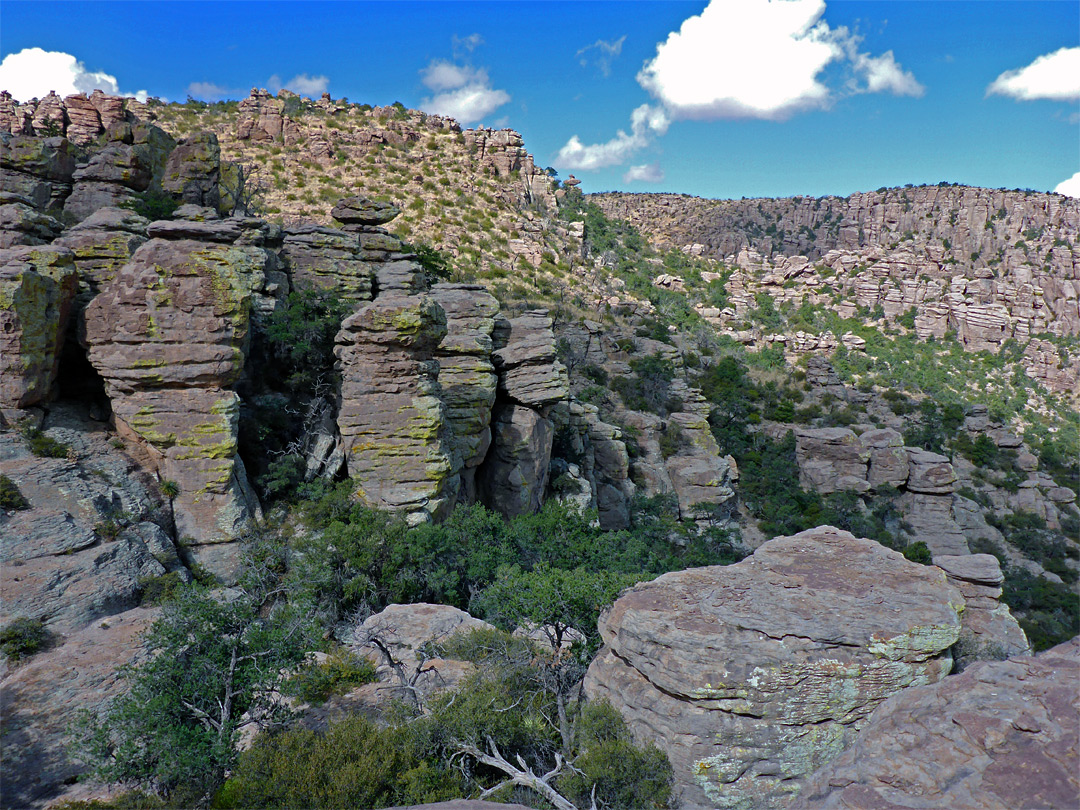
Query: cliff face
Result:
<box><xmin>592</xmin><ymin>188</ymin><xmax>1080</xmax><ymax>395</ymax></box>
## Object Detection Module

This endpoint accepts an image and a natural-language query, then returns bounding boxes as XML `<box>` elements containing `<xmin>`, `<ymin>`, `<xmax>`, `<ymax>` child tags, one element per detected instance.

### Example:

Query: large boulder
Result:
<box><xmin>84</xmin><ymin>237</ymin><xmax>269</xmax><ymax>565</ymax></box>
<box><xmin>795</xmin><ymin>427</ymin><xmax>870</xmax><ymax>494</ymax></box>
<box><xmin>905</xmin><ymin>447</ymin><xmax>957</xmax><ymax>493</ymax></box>
<box><xmin>859</xmin><ymin>428</ymin><xmax>909</xmax><ymax>489</ymax></box>
<box><xmin>280</xmin><ymin>225</ymin><xmax>374</xmax><ymax>300</ymax></box>
<box><xmin>0</xmin><ymin>245</ymin><xmax>78</xmax><ymax>411</ymax></box>
<box><xmin>162</xmin><ymin>131</ymin><xmax>221</xmax><ymax>210</ymax></box>
<box><xmin>584</xmin><ymin>526</ymin><xmax>964</xmax><ymax>809</ymax></box>
<box><xmin>331</xmin><ymin>195</ymin><xmax>401</xmax><ymax>226</ymax></box>
<box><xmin>795</xmin><ymin>639</ymin><xmax>1079</xmax><ymax>810</ymax></box>
<box><xmin>335</xmin><ymin>294</ymin><xmax>461</xmax><ymax>522</ymax></box>
<box><xmin>0</xmin><ymin>133</ymin><xmax>77</xmax><ymax>213</ymax></box>
<box><xmin>55</xmin><ymin>206</ymin><xmax>149</xmax><ymax>313</ymax></box>
<box><xmin>491</xmin><ymin>310</ymin><xmax>569</xmax><ymax>408</ymax></box>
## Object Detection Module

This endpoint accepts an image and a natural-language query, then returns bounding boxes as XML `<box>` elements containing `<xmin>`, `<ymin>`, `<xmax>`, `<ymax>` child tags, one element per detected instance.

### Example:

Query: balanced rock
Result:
<box><xmin>491</xmin><ymin>310</ymin><xmax>569</xmax><ymax>408</ymax></box>
<box><xmin>795</xmin><ymin>639</ymin><xmax>1079</xmax><ymax>810</ymax></box>
<box><xmin>905</xmin><ymin>447</ymin><xmax>957</xmax><ymax>493</ymax></box>
<box><xmin>331</xmin><ymin>195</ymin><xmax>401</xmax><ymax>226</ymax></box>
<box><xmin>933</xmin><ymin>553</ymin><xmax>1030</xmax><ymax>668</ymax></box>
<box><xmin>335</xmin><ymin>294</ymin><xmax>461</xmax><ymax>521</ymax></box>
<box><xmin>585</xmin><ymin>526</ymin><xmax>964</xmax><ymax>809</ymax></box>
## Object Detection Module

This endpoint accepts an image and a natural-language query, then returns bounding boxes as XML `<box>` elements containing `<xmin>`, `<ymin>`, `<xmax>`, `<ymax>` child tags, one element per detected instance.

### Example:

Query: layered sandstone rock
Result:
<box><xmin>0</xmin><ymin>133</ymin><xmax>77</xmax><ymax>213</ymax></box>
<box><xmin>0</xmin><ymin>245</ymin><xmax>78</xmax><ymax>410</ymax></box>
<box><xmin>161</xmin><ymin>131</ymin><xmax>221</xmax><ymax>210</ymax></box>
<box><xmin>430</xmin><ymin>283</ymin><xmax>500</xmax><ymax>500</ymax></box>
<box><xmin>585</xmin><ymin>526</ymin><xmax>964</xmax><ymax>809</ymax></box>
<box><xmin>84</xmin><ymin>235</ymin><xmax>269</xmax><ymax>567</ymax></box>
<box><xmin>795</xmin><ymin>427</ymin><xmax>870</xmax><ymax>494</ymax></box>
<box><xmin>55</xmin><ymin>206</ymin><xmax>149</xmax><ymax>313</ymax></box>
<box><xmin>0</xmin><ymin>200</ymin><xmax>64</xmax><ymax>247</ymax></box>
<box><xmin>335</xmin><ymin>294</ymin><xmax>460</xmax><ymax>521</ymax></box>
<box><xmin>933</xmin><ymin>553</ymin><xmax>1031</xmax><ymax>668</ymax></box>
<box><xmin>279</xmin><ymin>225</ymin><xmax>374</xmax><ymax>300</ymax></box>
<box><xmin>795</xmin><ymin>639</ymin><xmax>1079</xmax><ymax>810</ymax></box>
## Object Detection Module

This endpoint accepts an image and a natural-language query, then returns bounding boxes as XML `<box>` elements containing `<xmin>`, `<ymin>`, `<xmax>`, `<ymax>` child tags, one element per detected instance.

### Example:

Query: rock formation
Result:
<box><xmin>0</xmin><ymin>245</ymin><xmax>78</xmax><ymax>412</ymax></box>
<box><xmin>84</xmin><ymin>226</ymin><xmax>273</xmax><ymax>572</ymax></box>
<box><xmin>585</xmin><ymin>526</ymin><xmax>964</xmax><ymax>809</ymax></box>
<box><xmin>335</xmin><ymin>294</ymin><xmax>461</xmax><ymax>522</ymax></box>
<box><xmin>795</xmin><ymin>639</ymin><xmax>1079</xmax><ymax>810</ymax></box>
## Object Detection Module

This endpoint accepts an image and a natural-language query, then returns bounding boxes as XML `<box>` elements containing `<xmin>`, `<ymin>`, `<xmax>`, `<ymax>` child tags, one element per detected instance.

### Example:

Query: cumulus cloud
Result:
<box><xmin>187</xmin><ymin>81</ymin><xmax>232</xmax><ymax>101</ymax></box>
<box><xmin>555</xmin><ymin>103</ymin><xmax>669</xmax><ymax>170</ymax></box>
<box><xmin>987</xmin><ymin>46</ymin><xmax>1080</xmax><ymax>102</ymax></box>
<box><xmin>578</xmin><ymin>35</ymin><xmax>627</xmax><ymax>77</ymax></box>
<box><xmin>637</xmin><ymin>0</ymin><xmax>922</xmax><ymax>120</ymax></box>
<box><xmin>419</xmin><ymin>58</ymin><xmax>510</xmax><ymax>124</ymax></box>
<box><xmin>851</xmin><ymin>50</ymin><xmax>924</xmax><ymax>96</ymax></box>
<box><xmin>1054</xmin><ymin>171</ymin><xmax>1080</xmax><ymax>198</ymax></box>
<box><xmin>623</xmin><ymin>162</ymin><xmax>665</xmax><ymax>183</ymax></box>
<box><xmin>0</xmin><ymin>47</ymin><xmax>148</xmax><ymax>102</ymax></box>
<box><xmin>268</xmin><ymin>73</ymin><xmax>330</xmax><ymax>96</ymax></box>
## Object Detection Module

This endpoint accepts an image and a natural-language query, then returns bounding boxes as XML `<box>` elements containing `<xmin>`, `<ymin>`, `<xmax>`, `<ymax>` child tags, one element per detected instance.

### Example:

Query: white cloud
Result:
<box><xmin>0</xmin><ymin>47</ymin><xmax>147</xmax><ymax>102</ymax></box>
<box><xmin>421</xmin><ymin>60</ymin><xmax>488</xmax><ymax>92</ymax></box>
<box><xmin>623</xmin><ymin>163</ymin><xmax>665</xmax><ymax>183</ymax></box>
<box><xmin>852</xmin><ymin>50</ymin><xmax>924</xmax><ymax>96</ymax></box>
<box><xmin>267</xmin><ymin>73</ymin><xmax>330</xmax><ymax>96</ymax></box>
<box><xmin>637</xmin><ymin>0</ymin><xmax>922</xmax><ymax>121</ymax></box>
<box><xmin>187</xmin><ymin>81</ymin><xmax>232</xmax><ymax>101</ymax></box>
<box><xmin>419</xmin><ymin>58</ymin><xmax>509</xmax><ymax>124</ymax></box>
<box><xmin>554</xmin><ymin>103</ymin><xmax>669</xmax><ymax>170</ymax></box>
<box><xmin>987</xmin><ymin>46</ymin><xmax>1080</xmax><ymax>102</ymax></box>
<box><xmin>453</xmin><ymin>33</ymin><xmax>484</xmax><ymax>54</ymax></box>
<box><xmin>1054</xmin><ymin>171</ymin><xmax>1080</xmax><ymax>198</ymax></box>
<box><xmin>578</xmin><ymin>35</ymin><xmax>627</xmax><ymax>77</ymax></box>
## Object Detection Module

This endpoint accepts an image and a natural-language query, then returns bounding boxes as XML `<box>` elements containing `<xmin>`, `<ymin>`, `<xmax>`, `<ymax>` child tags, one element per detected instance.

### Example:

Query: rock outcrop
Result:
<box><xmin>84</xmin><ymin>232</ymin><xmax>270</xmax><ymax>570</ymax></box>
<box><xmin>933</xmin><ymin>553</ymin><xmax>1031</xmax><ymax>668</ymax></box>
<box><xmin>795</xmin><ymin>639</ymin><xmax>1079</xmax><ymax>810</ymax></box>
<box><xmin>0</xmin><ymin>245</ymin><xmax>78</xmax><ymax>411</ymax></box>
<box><xmin>0</xmin><ymin>133</ymin><xmax>77</xmax><ymax>213</ymax></box>
<box><xmin>585</xmin><ymin>526</ymin><xmax>964</xmax><ymax>809</ymax></box>
<box><xmin>335</xmin><ymin>294</ymin><xmax>461</xmax><ymax>522</ymax></box>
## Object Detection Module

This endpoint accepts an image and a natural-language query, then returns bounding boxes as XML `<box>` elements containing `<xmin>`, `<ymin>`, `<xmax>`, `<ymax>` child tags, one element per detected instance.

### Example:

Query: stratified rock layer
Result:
<box><xmin>795</xmin><ymin>639</ymin><xmax>1079</xmax><ymax>810</ymax></box>
<box><xmin>585</xmin><ymin>526</ymin><xmax>964</xmax><ymax>810</ymax></box>
<box><xmin>335</xmin><ymin>294</ymin><xmax>461</xmax><ymax>521</ymax></box>
<box><xmin>85</xmin><ymin>236</ymin><xmax>268</xmax><ymax>559</ymax></box>
<box><xmin>0</xmin><ymin>245</ymin><xmax>78</xmax><ymax>410</ymax></box>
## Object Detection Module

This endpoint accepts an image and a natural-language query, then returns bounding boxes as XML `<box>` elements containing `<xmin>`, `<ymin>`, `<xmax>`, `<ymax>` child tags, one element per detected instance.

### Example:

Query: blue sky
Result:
<box><xmin>2</xmin><ymin>0</ymin><xmax>1078</xmax><ymax>199</ymax></box>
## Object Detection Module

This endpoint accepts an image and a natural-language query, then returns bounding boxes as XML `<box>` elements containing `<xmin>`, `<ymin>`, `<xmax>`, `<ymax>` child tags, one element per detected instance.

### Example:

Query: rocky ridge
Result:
<box><xmin>592</xmin><ymin>189</ymin><xmax>1080</xmax><ymax>398</ymax></box>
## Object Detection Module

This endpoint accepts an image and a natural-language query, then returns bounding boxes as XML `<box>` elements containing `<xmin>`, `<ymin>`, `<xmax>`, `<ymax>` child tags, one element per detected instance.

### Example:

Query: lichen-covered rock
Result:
<box><xmin>478</xmin><ymin>403</ymin><xmax>553</xmax><ymax>518</ymax></box>
<box><xmin>859</xmin><ymin>428</ymin><xmax>909</xmax><ymax>489</ymax></box>
<box><xmin>0</xmin><ymin>245</ymin><xmax>77</xmax><ymax>410</ymax></box>
<box><xmin>331</xmin><ymin>195</ymin><xmax>401</xmax><ymax>226</ymax></box>
<box><xmin>162</xmin><ymin>131</ymin><xmax>221</xmax><ymax>210</ymax></box>
<box><xmin>55</xmin><ymin>206</ymin><xmax>148</xmax><ymax>312</ymax></box>
<box><xmin>795</xmin><ymin>639</ymin><xmax>1079</xmax><ymax>810</ymax></box>
<box><xmin>335</xmin><ymin>294</ymin><xmax>460</xmax><ymax>521</ymax></box>
<box><xmin>280</xmin><ymin>225</ymin><xmax>373</xmax><ymax>300</ymax></box>
<box><xmin>898</xmin><ymin>490</ymin><xmax>970</xmax><ymax>556</ymax></box>
<box><xmin>84</xmin><ymin>237</ymin><xmax>269</xmax><ymax>557</ymax></box>
<box><xmin>491</xmin><ymin>310</ymin><xmax>569</xmax><ymax>408</ymax></box>
<box><xmin>430</xmin><ymin>283</ymin><xmax>499</xmax><ymax>498</ymax></box>
<box><xmin>0</xmin><ymin>606</ymin><xmax>157</xmax><ymax>809</ymax></box>
<box><xmin>585</xmin><ymin>526</ymin><xmax>964</xmax><ymax>810</ymax></box>
<box><xmin>0</xmin><ymin>201</ymin><xmax>64</xmax><ymax>247</ymax></box>
<box><xmin>933</xmin><ymin>553</ymin><xmax>1031</xmax><ymax>668</ymax></box>
<box><xmin>0</xmin><ymin>133</ymin><xmax>77</xmax><ymax>213</ymax></box>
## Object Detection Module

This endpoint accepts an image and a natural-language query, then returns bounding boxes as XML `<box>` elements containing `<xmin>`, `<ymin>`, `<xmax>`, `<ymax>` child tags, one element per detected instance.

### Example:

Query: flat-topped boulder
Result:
<box><xmin>331</xmin><ymin>195</ymin><xmax>401</xmax><ymax>226</ymax></box>
<box><xmin>585</xmin><ymin>526</ymin><xmax>964</xmax><ymax>809</ymax></box>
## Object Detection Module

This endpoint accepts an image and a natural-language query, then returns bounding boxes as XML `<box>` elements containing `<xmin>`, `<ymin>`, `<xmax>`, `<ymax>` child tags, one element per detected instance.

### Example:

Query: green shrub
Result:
<box><xmin>120</xmin><ymin>190</ymin><xmax>179</xmax><ymax>221</ymax></box>
<box><xmin>0</xmin><ymin>616</ymin><xmax>50</xmax><ymax>661</ymax></box>
<box><xmin>612</xmin><ymin>354</ymin><xmax>681</xmax><ymax>416</ymax></box>
<box><xmin>282</xmin><ymin>648</ymin><xmax>377</xmax><ymax>704</ymax></box>
<box><xmin>658</xmin><ymin>423</ymin><xmax>688</xmax><ymax>459</ymax></box>
<box><xmin>0</xmin><ymin>474</ymin><xmax>29</xmax><ymax>510</ymax></box>
<box><xmin>903</xmin><ymin>541</ymin><xmax>933</xmax><ymax>564</ymax></box>
<box><xmin>138</xmin><ymin>571</ymin><xmax>186</xmax><ymax>605</ymax></box>
<box><xmin>21</xmin><ymin>426</ymin><xmax>71</xmax><ymax>458</ymax></box>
